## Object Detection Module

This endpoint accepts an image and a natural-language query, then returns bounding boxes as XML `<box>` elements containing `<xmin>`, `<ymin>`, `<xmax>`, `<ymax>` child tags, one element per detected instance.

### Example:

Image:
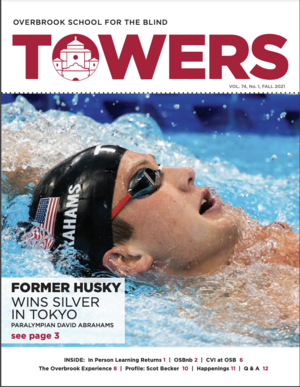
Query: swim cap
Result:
<box><xmin>29</xmin><ymin>145</ymin><xmax>127</xmax><ymax>267</ymax></box>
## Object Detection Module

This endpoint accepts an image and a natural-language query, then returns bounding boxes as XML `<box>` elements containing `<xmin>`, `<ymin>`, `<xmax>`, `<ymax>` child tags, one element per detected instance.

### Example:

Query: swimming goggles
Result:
<box><xmin>111</xmin><ymin>165</ymin><xmax>163</xmax><ymax>220</ymax></box>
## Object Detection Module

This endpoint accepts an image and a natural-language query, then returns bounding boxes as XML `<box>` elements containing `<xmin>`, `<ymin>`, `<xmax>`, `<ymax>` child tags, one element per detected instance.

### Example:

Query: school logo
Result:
<box><xmin>52</xmin><ymin>34</ymin><xmax>99</xmax><ymax>81</ymax></box>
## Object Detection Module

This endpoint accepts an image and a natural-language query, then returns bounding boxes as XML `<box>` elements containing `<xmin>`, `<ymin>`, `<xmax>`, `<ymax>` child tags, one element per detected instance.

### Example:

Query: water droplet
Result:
<box><xmin>72</xmin><ymin>94</ymin><xmax>78</xmax><ymax>105</ymax></box>
<box><xmin>193</xmin><ymin>111</ymin><xmax>196</xmax><ymax>114</ymax></box>
<box><xmin>265</xmin><ymin>114</ymin><xmax>270</xmax><ymax>120</ymax></box>
<box><xmin>61</xmin><ymin>102</ymin><xmax>66</xmax><ymax>107</ymax></box>
<box><xmin>174</xmin><ymin>104</ymin><xmax>180</xmax><ymax>110</ymax></box>
<box><xmin>53</xmin><ymin>95</ymin><xmax>60</xmax><ymax>105</ymax></box>
<box><xmin>280</xmin><ymin>112</ymin><xmax>287</xmax><ymax>118</ymax></box>
<box><xmin>223</xmin><ymin>105</ymin><xmax>227</xmax><ymax>109</ymax></box>
<box><xmin>135</xmin><ymin>106</ymin><xmax>140</xmax><ymax>111</ymax></box>
<box><xmin>84</xmin><ymin>97</ymin><xmax>90</xmax><ymax>103</ymax></box>
<box><xmin>277</xmin><ymin>118</ymin><xmax>280</xmax><ymax>121</ymax></box>
<box><xmin>100</xmin><ymin>110</ymin><xmax>103</xmax><ymax>113</ymax></box>
<box><xmin>271</xmin><ymin>155</ymin><xmax>277</xmax><ymax>160</ymax></box>
<box><xmin>145</xmin><ymin>93</ymin><xmax>150</xmax><ymax>98</ymax></box>
<box><xmin>202</xmin><ymin>100</ymin><xmax>205</xmax><ymax>103</ymax></box>
<box><xmin>287</xmin><ymin>153</ymin><xmax>292</xmax><ymax>156</ymax></box>
<box><xmin>146</xmin><ymin>113</ymin><xmax>150</xmax><ymax>118</ymax></box>
<box><xmin>208</xmin><ymin>187</ymin><xmax>218</xmax><ymax>197</ymax></box>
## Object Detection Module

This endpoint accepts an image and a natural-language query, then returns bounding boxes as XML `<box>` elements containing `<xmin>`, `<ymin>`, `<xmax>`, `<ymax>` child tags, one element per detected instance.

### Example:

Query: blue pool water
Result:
<box><xmin>2</xmin><ymin>95</ymin><xmax>299</xmax><ymax>347</ymax></box>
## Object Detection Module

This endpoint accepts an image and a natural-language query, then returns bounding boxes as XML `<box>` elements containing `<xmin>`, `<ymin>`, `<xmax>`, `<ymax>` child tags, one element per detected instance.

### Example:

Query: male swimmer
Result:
<box><xmin>11</xmin><ymin>144</ymin><xmax>298</xmax><ymax>277</ymax></box>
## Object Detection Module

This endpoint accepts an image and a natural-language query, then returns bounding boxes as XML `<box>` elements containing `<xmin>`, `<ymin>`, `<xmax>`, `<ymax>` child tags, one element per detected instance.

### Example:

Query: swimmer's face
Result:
<box><xmin>103</xmin><ymin>151</ymin><xmax>241</xmax><ymax>277</ymax></box>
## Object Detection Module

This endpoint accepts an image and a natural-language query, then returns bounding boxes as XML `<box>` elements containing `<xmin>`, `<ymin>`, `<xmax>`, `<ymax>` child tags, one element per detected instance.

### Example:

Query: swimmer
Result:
<box><xmin>3</xmin><ymin>143</ymin><xmax>299</xmax><ymax>277</ymax></box>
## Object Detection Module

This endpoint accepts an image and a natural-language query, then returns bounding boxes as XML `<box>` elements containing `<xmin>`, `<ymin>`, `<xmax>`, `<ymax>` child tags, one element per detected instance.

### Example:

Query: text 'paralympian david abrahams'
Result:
<box><xmin>11</xmin><ymin>282</ymin><xmax>122</xmax><ymax>293</ymax></box>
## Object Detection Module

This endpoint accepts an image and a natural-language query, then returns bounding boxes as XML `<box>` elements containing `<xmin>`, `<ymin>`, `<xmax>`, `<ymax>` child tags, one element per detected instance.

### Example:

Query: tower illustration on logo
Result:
<box><xmin>52</xmin><ymin>34</ymin><xmax>99</xmax><ymax>81</ymax></box>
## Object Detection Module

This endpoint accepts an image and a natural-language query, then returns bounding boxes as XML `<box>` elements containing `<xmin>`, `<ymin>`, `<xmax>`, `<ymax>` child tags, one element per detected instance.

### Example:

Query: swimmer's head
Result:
<box><xmin>30</xmin><ymin>146</ymin><xmax>241</xmax><ymax>276</ymax></box>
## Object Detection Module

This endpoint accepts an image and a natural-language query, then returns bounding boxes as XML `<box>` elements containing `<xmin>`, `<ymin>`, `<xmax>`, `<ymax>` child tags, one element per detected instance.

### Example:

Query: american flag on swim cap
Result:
<box><xmin>22</xmin><ymin>197</ymin><xmax>59</xmax><ymax>250</ymax></box>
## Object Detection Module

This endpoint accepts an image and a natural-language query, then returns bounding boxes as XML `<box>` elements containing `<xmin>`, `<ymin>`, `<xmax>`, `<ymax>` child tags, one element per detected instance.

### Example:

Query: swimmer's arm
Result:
<box><xmin>2</xmin><ymin>129</ymin><xmax>42</xmax><ymax>192</ymax></box>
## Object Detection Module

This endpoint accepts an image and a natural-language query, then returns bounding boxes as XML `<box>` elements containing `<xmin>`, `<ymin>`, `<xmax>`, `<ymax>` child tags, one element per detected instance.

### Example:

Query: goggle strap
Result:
<box><xmin>111</xmin><ymin>192</ymin><xmax>132</xmax><ymax>220</ymax></box>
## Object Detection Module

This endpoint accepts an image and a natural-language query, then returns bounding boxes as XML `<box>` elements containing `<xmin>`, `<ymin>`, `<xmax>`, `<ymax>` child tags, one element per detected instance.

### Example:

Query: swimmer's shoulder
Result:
<box><xmin>265</xmin><ymin>222</ymin><xmax>299</xmax><ymax>268</ymax></box>
<box><xmin>269</xmin><ymin>221</ymin><xmax>291</xmax><ymax>230</ymax></box>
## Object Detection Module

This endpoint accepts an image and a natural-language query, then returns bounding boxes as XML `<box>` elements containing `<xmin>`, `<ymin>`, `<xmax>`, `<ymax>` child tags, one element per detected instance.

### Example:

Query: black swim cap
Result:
<box><xmin>29</xmin><ymin>145</ymin><xmax>127</xmax><ymax>267</ymax></box>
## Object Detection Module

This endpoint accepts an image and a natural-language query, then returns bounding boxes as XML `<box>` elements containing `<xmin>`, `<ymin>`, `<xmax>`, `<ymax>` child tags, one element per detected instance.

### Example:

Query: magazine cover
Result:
<box><xmin>1</xmin><ymin>0</ymin><xmax>299</xmax><ymax>386</ymax></box>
